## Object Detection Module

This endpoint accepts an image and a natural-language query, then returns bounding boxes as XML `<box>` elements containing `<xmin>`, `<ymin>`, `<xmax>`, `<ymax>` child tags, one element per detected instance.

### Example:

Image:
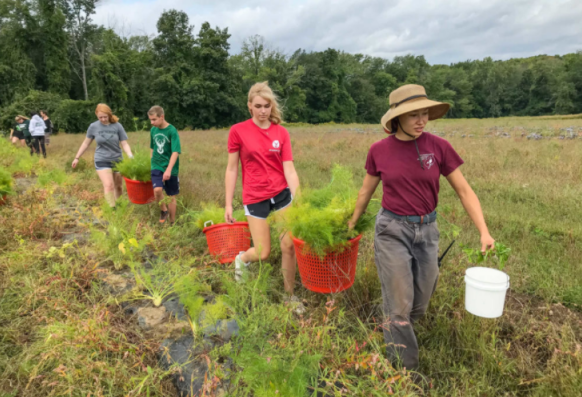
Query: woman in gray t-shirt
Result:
<box><xmin>72</xmin><ymin>103</ymin><xmax>134</xmax><ymax>208</ymax></box>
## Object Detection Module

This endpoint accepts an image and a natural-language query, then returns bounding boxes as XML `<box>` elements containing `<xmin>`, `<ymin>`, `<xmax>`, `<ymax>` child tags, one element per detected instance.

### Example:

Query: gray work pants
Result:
<box><xmin>374</xmin><ymin>210</ymin><xmax>440</xmax><ymax>370</ymax></box>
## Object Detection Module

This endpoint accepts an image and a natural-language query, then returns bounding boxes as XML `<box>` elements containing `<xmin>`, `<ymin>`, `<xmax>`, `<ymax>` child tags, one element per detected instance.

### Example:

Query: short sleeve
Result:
<box><xmin>227</xmin><ymin>126</ymin><xmax>241</xmax><ymax>153</ymax></box>
<box><xmin>150</xmin><ymin>128</ymin><xmax>154</xmax><ymax>150</ymax></box>
<box><xmin>440</xmin><ymin>140</ymin><xmax>464</xmax><ymax>176</ymax></box>
<box><xmin>117</xmin><ymin>123</ymin><xmax>128</xmax><ymax>141</ymax></box>
<box><xmin>280</xmin><ymin>127</ymin><xmax>293</xmax><ymax>162</ymax></box>
<box><xmin>86</xmin><ymin>123</ymin><xmax>96</xmax><ymax>139</ymax></box>
<box><xmin>171</xmin><ymin>127</ymin><xmax>181</xmax><ymax>153</ymax></box>
<box><xmin>365</xmin><ymin>146</ymin><xmax>380</xmax><ymax>177</ymax></box>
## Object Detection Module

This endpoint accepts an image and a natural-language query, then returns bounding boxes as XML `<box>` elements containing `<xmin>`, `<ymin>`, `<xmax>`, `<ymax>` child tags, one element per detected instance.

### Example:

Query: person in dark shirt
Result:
<box><xmin>348</xmin><ymin>84</ymin><xmax>495</xmax><ymax>386</ymax></box>
<box><xmin>40</xmin><ymin>110</ymin><xmax>53</xmax><ymax>146</ymax></box>
<box><xmin>10</xmin><ymin>116</ymin><xmax>28</xmax><ymax>147</ymax></box>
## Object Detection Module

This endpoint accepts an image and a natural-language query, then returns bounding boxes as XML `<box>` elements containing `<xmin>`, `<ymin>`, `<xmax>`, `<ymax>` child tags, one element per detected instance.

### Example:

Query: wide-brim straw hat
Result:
<box><xmin>381</xmin><ymin>84</ymin><xmax>450</xmax><ymax>133</ymax></box>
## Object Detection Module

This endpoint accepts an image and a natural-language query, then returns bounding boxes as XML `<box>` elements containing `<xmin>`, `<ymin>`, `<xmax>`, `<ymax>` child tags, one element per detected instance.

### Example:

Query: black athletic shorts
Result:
<box><xmin>151</xmin><ymin>169</ymin><xmax>180</xmax><ymax>196</ymax></box>
<box><xmin>13</xmin><ymin>130</ymin><xmax>24</xmax><ymax>140</ymax></box>
<box><xmin>244</xmin><ymin>187</ymin><xmax>292</xmax><ymax>220</ymax></box>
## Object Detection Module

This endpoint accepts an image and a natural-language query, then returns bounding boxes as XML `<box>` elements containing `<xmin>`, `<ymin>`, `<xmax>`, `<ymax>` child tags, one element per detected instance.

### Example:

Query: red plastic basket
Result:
<box><xmin>203</xmin><ymin>222</ymin><xmax>252</xmax><ymax>264</ymax></box>
<box><xmin>123</xmin><ymin>177</ymin><xmax>155</xmax><ymax>204</ymax></box>
<box><xmin>293</xmin><ymin>235</ymin><xmax>362</xmax><ymax>294</ymax></box>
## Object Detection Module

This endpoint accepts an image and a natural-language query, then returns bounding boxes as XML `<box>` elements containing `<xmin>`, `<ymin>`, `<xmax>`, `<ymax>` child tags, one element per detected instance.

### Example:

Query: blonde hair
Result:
<box><xmin>148</xmin><ymin>106</ymin><xmax>165</xmax><ymax>117</ymax></box>
<box><xmin>248</xmin><ymin>81</ymin><xmax>283</xmax><ymax>125</ymax></box>
<box><xmin>95</xmin><ymin>103</ymin><xmax>119</xmax><ymax>124</ymax></box>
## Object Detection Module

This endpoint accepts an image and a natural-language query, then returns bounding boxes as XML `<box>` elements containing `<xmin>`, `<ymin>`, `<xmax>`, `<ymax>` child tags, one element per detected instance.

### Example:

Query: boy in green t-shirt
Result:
<box><xmin>148</xmin><ymin>106</ymin><xmax>181</xmax><ymax>224</ymax></box>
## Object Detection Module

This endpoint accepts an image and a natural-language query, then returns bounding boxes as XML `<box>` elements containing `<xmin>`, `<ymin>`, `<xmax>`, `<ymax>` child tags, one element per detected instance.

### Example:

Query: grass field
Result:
<box><xmin>1</xmin><ymin>115</ymin><xmax>581</xmax><ymax>396</ymax></box>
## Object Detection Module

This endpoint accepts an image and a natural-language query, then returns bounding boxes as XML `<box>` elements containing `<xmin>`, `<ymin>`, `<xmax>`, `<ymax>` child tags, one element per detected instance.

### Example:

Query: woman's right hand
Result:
<box><xmin>225</xmin><ymin>205</ymin><xmax>235</xmax><ymax>224</ymax></box>
<box><xmin>72</xmin><ymin>159</ymin><xmax>78</xmax><ymax>168</ymax></box>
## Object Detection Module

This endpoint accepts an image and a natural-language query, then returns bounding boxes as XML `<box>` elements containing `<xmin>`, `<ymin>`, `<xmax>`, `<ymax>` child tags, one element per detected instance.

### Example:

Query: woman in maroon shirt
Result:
<box><xmin>348</xmin><ymin>84</ymin><xmax>495</xmax><ymax>383</ymax></box>
<box><xmin>225</xmin><ymin>82</ymin><xmax>303</xmax><ymax>312</ymax></box>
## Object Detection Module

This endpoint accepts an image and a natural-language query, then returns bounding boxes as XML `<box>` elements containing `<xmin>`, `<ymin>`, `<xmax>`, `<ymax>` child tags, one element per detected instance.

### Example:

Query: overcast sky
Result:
<box><xmin>94</xmin><ymin>0</ymin><xmax>582</xmax><ymax>65</ymax></box>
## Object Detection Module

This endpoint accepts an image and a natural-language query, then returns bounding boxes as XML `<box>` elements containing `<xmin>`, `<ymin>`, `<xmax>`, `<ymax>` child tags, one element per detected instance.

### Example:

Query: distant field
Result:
<box><xmin>1</xmin><ymin>115</ymin><xmax>581</xmax><ymax>396</ymax></box>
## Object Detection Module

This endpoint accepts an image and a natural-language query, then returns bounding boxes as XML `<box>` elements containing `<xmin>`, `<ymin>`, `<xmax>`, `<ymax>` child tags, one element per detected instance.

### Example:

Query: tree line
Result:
<box><xmin>1</xmin><ymin>0</ymin><xmax>582</xmax><ymax>132</ymax></box>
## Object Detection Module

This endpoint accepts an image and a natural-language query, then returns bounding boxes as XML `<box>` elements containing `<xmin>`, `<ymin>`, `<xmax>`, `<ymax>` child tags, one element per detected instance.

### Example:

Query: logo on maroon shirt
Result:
<box><xmin>419</xmin><ymin>153</ymin><xmax>436</xmax><ymax>170</ymax></box>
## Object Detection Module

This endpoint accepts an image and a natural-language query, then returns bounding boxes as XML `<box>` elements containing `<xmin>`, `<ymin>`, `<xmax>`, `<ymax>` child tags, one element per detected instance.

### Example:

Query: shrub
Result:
<box><xmin>114</xmin><ymin>150</ymin><xmax>151</xmax><ymax>182</ymax></box>
<box><xmin>0</xmin><ymin>90</ymin><xmax>62</xmax><ymax>130</ymax></box>
<box><xmin>278</xmin><ymin>165</ymin><xmax>377</xmax><ymax>255</ymax></box>
<box><xmin>53</xmin><ymin>99</ymin><xmax>97</xmax><ymax>134</ymax></box>
<box><xmin>0</xmin><ymin>168</ymin><xmax>14</xmax><ymax>196</ymax></box>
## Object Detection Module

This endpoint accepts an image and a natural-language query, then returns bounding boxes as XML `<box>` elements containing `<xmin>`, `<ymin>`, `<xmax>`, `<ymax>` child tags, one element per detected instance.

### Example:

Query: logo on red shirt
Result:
<box><xmin>272</xmin><ymin>140</ymin><xmax>280</xmax><ymax>148</ymax></box>
<box><xmin>419</xmin><ymin>153</ymin><xmax>436</xmax><ymax>170</ymax></box>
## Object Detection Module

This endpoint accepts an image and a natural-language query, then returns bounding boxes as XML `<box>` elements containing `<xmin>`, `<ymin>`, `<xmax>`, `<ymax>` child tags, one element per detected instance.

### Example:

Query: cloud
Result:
<box><xmin>94</xmin><ymin>0</ymin><xmax>582</xmax><ymax>64</ymax></box>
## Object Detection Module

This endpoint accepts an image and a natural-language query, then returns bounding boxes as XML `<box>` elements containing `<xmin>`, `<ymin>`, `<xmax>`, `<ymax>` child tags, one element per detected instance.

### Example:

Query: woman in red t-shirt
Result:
<box><xmin>348</xmin><ymin>84</ymin><xmax>495</xmax><ymax>382</ymax></box>
<box><xmin>225</xmin><ymin>82</ymin><xmax>303</xmax><ymax>312</ymax></box>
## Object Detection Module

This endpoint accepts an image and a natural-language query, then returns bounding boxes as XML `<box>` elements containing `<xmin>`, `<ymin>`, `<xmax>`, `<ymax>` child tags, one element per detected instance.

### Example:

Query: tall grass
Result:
<box><xmin>1</xmin><ymin>115</ymin><xmax>581</xmax><ymax>396</ymax></box>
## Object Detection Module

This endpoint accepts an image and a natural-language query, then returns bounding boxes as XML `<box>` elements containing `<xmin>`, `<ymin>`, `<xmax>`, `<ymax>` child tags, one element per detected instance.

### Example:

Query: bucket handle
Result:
<box><xmin>204</xmin><ymin>220</ymin><xmax>214</xmax><ymax>228</ymax></box>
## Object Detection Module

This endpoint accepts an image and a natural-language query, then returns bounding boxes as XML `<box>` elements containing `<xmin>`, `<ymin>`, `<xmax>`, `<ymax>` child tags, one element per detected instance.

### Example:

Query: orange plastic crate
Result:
<box><xmin>123</xmin><ymin>177</ymin><xmax>155</xmax><ymax>205</ymax></box>
<box><xmin>203</xmin><ymin>222</ymin><xmax>251</xmax><ymax>264</ymax></box>
<box><xmin>293</xmin><ymin>235</ymin><xmax>362</xmax><ymax>294</ymax></box>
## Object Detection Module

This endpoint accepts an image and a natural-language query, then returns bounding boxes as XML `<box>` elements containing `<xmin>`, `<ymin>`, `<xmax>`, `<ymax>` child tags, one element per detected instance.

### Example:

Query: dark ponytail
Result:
<box><xmin>390</xmin><ymin>117</ymin><xmax>399</xmax><ymax>134</ymax></box>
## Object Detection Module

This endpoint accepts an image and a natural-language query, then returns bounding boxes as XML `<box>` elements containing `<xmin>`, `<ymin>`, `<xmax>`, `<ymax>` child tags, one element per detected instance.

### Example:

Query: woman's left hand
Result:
<box><xmin>481</xmin><ymin>233</ymin><xmax>495</xmax><ymax>253</ymax></box>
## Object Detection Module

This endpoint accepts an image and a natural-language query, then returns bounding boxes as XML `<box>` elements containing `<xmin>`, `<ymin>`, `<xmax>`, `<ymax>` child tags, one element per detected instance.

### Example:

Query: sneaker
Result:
<box><xmin>159</xmin><ymin>210</ymin><xmax>169</xmax><ymax>224</ymax></box>
<box><xmin>234</xmin><ymin>251</ymin><xmax>250</xmax><ymax>282</ymax></box>
<box><xmin>285</xmin><ymin>295</ymin><xmax>306</xmax><ymax>315</ymax></box>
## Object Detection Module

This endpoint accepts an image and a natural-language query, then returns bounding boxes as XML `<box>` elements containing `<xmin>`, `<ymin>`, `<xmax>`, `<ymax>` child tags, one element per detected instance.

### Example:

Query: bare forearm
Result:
<box><xmin>285</xmin><ymin>170</ymin><xmax>300</xmax><ymax>198</ymax></box>
<box><xmin>75</xmin><ymin>142</ymin><xmax>90</xmax><ymax>158</ymax></box>
<box><xmin>121</xmin><ymin>141</ymin><xmax>133</xmax><ymax>158</ymax></box>
<box><xmin>351</xmin><ymin>188</ymin><xmax>374</xmax><ymax>224</ymax></box>
<box><xmin>166</xmin><ymin>152</ymin><xmax>179</xmax><ymax>173</ymax></box>
<box><xmin>225</xmin><ymin>169</ymin><xmax>237</xmax><ymax>207</ymax></box>
<box><xmin>459</xmin><ymin>189</ymin><xmax>489</xmax><ymax>235</ymax></box>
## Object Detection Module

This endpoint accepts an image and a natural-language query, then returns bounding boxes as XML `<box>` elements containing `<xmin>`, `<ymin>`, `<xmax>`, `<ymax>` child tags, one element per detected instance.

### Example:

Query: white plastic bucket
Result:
<box><xmin>464</xmin><ymin>267</ymin><xmax>510</xmax><ymax>318</ymax></box>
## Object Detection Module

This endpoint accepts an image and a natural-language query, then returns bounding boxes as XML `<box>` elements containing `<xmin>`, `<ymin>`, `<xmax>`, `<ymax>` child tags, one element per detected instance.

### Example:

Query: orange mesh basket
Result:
<box><xmin>293</xmin><ymin>234</ymin><xmax>362</xmax><ymax>294</ymax></box>
<box><xmin>123</xmin><ymin>177</ymin><xmax>155</xmax><ymax>205</ymax></box>
<box><xmin>203</xmin><ymin>221</ymin><xmax>252</xmax><ymax>264</ymax></box>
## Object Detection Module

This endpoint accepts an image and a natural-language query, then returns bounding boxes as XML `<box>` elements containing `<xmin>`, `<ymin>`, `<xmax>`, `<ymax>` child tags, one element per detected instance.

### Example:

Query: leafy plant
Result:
<box><xmin>201</xmin><ymin>296</ymin><xmax>232</xmax><ymax>328</ymax></box>
<box><xmin>462</xmin><ymin>242</ymin><xmax>511</xmax><ymax>270</ymax></box>
<box><xmin>277</xmin><ymin>165</ymin><xmax>377</xmax><ymax>255</ymax></box>
<box><xmin>91</xmin><ymin>200</ymin><xmax>153</xmax><ymax>269</ymax></box>
<box><xmin>13</xmin><ymin>156</ymin><xmax>38</xmax><ymax>176</ymax></box>
<box><xmin>129</xmin><ymin>263</ymin><xmax>202</xmax><ymax>307</ymax></box>
<box><xmin>37</xmin><ymin>169</ymin><xmax>68</xmax><ymax>187</ymax></box>
<box><xmin>0</xmin><ymin>168</ymin><xmax>14</xmax><ymax>196</ymax></box>
<box><xmin>188</xmin><ymin>202</ymin><xmax>247</xmax><ymax>230</ymax></box>
<box><xmin>114</xmin><ymin>150</ymin><xmax>151</xmax><ymax>182</ymax></box>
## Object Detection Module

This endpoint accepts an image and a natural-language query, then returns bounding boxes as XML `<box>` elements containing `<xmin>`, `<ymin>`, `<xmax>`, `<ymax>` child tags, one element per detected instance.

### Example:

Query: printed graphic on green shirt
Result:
<box><xmin>150</xmin><ymin>125</ymin><xmax>181</xmax><ymax>176</ymax></box>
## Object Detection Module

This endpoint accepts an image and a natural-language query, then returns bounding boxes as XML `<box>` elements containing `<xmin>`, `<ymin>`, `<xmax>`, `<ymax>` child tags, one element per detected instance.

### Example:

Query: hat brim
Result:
<box><xmin>381</xmin><ymin>99</ymin><xmax>450</xmax><ymax>132</ymax></box>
